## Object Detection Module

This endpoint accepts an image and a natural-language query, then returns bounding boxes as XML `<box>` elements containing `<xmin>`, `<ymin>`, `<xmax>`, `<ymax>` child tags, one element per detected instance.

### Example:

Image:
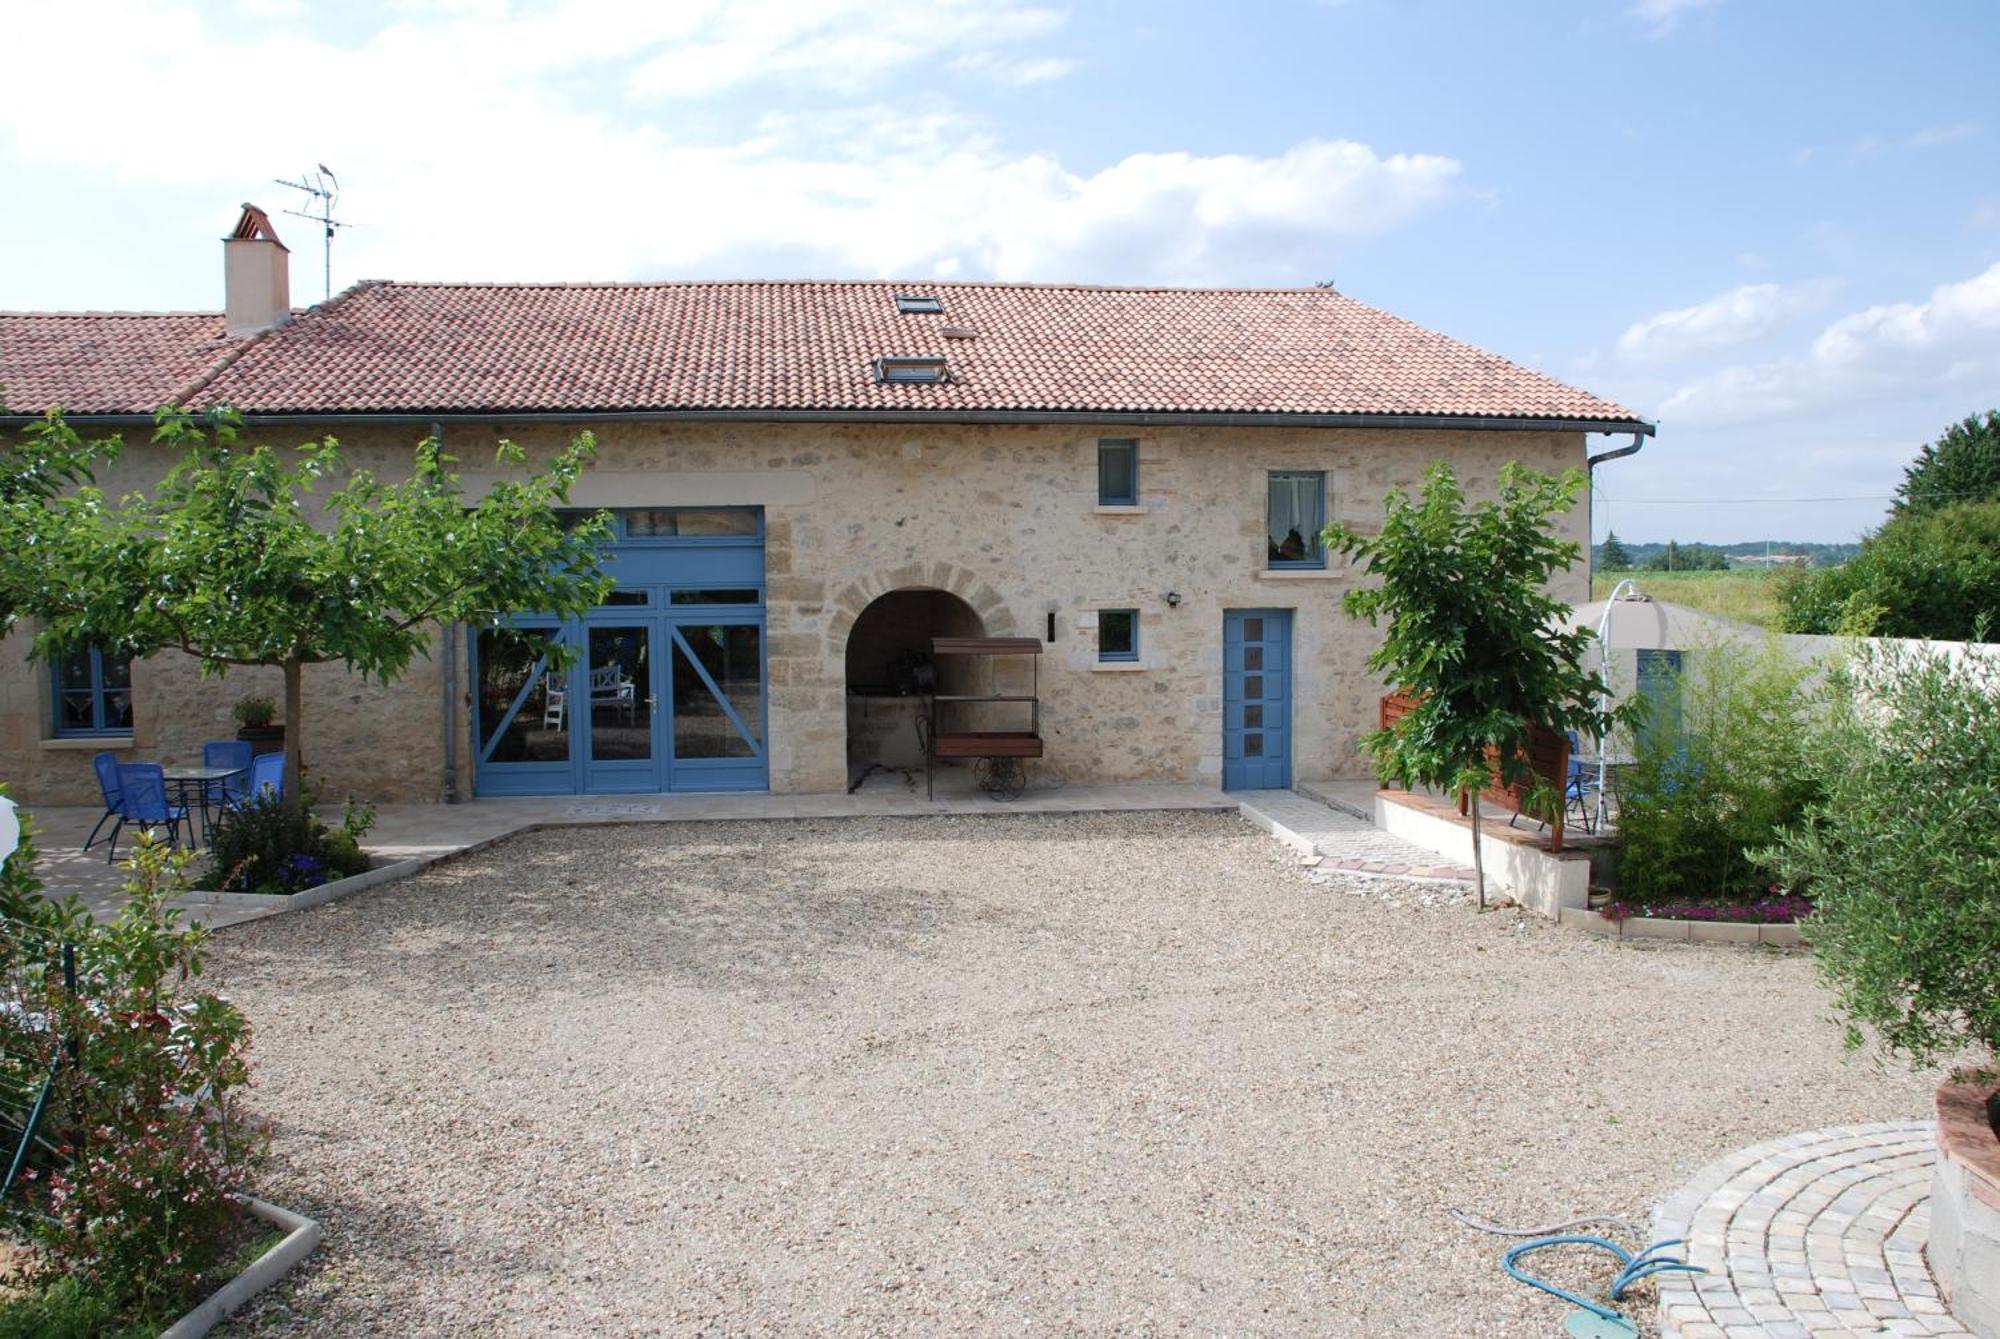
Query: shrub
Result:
<box><xmin>1612</xmin><ymin>638</ymin><xmax>1821</xmax><ymax>904</ymax></box>
<box><xmin>1758</xmin><ymin>643</ymin><xmax>2000</xmax><ymax>1069</ymax></box>
<box><xmin>1778</xmin><ymin>500</ymin><xmax>2000</xmax><ymax>640</ymax></box>
<box><xmin>0</xmin><ymin>821</ymin><xmax>265</xmax><ymax>1323</ymax></box>
<box><xmin>202</xmin><ymin>782</ymin><xmax>373</xmax><ymax>894</ymax></box>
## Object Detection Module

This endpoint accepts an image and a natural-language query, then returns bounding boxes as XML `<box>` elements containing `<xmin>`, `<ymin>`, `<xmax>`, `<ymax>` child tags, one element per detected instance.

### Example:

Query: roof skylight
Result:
<box><xmin>874</xmin><ymin>355</ymin><xmax>949</xmax><ymax>384</ymax></box>
<box><xmin>894</xmin><ymin>294</ymin><xmax>944</xmax><ymax>315</ymax></box>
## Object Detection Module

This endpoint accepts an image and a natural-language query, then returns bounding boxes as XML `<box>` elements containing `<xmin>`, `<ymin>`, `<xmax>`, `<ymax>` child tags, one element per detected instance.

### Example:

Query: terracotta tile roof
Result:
<box><xmin>4</xmin><ymin>281</ymin><xmax>1646</xmax><ymax>427</ymax></box>
<box><xmin>0</xmin><ymin>312</ymin><xmax>246</xmax><ymax>416</ymax></box>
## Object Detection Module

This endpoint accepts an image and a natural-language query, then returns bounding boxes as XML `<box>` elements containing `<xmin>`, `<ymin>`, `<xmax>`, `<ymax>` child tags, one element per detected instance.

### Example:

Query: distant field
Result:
<box><xmin>1591</xmin><ymin>569</ymin><xmax>1785</xmax><ymax>629</ymax></box>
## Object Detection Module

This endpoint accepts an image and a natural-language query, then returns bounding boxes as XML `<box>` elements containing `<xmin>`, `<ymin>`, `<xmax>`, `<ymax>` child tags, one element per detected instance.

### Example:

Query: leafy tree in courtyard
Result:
<box><xmin>1597</xmin><ymin>531</ymin><xmax>1633</xmax><ymax>570</ymax></box>
<box><xmin>1326</xmin><ymin>463</ymin><xmax>1632</xmax><ymax>908</ymax></box>
<box><xmin>1894</xmin><ymin>408</ymin><xmax>2000</xmax><ymax>518</ymax></box>
<box><xmin>0</xmin><ymin>409</ymin><xmax>613</xmax><ymax>805</ymax></box>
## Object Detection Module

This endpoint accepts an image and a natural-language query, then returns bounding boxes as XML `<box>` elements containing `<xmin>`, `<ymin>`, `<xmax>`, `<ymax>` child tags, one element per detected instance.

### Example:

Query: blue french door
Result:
<box><xmin>1222</xmin><ymin>609</ymin><xmax>1292</xmax><ymax>790</ymax></box>
<box><xmin>471</xmin><ymin>609</ymin><xmax>766</xmax><ymax>796</ymax></box>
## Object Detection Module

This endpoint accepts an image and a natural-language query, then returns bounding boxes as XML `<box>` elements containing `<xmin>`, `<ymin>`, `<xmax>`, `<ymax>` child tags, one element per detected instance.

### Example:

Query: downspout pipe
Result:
<box><xmin>433</xmin><ymin>420</ymin><xmax>461</xmax><ymax>804</ymax></box>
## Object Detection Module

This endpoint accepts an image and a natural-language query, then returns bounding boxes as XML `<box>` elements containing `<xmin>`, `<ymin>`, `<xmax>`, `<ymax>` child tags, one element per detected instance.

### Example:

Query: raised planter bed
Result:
<box><xmin>185</xmin><ymin>855</ymin><xmax>422</xmax><ymax>916</ymax></box>
<box><xmin>1932</xmin><ymin>1077</ymin><xmax>2000</xmax><ymax>1338</ymax></box>
<box><xmin>1557</xmin><ymin>906</ymin><xmax>1805</xmax><ymax>947</ymax></box>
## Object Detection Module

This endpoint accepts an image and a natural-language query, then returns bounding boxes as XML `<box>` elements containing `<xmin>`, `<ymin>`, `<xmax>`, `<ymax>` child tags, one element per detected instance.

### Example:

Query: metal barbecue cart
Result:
<box><xmin>926</xmin><ymin>637</ymin><xmax>1044</xmax><ymax>800</ymax></box>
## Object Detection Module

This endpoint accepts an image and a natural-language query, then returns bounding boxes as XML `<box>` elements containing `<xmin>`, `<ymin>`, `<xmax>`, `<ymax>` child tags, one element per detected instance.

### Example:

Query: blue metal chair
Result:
<box><xmin>205</xmin><ymin>740</ymin><xmax>254</xmax><ymax>809</ymax></box>
<box><xmin>248</xmin><ymin>751</ymin><xmax>285</xmax><ymax>802</ymax></box>
<box><xmin>82</xmin><ymin>751</ymin><xmax>124</xmax><ymax>855</ymax></box>
<box><xmin>109</xmin><ymin>762</ymin><xmax>194</xmax><ymax>862</ymax></box>
<box><xmin>1563</xmin><ymin>730</ymin><xmax>1601</xmax><ymax>834</ymax></box>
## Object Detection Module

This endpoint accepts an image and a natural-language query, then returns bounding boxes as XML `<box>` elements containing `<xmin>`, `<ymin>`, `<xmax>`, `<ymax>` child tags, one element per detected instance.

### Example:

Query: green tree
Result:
<box><xmin>1598</xmin><ymin>531</ymin><xmax>1633</xmax><ymax>570</ymax></box>
<box><xmin>1894</xmin><ymin>409</ymin><xmax>2000</xmax><ymax>518</ymax></box>
<box><xmin>1777</xmin><ymin>500</ymin><xmax>2000</xmax><ymax>640</ymax></box>
<box><xmin>1326</xmin><ymin>463</ymin><xmax>1630</xmax><ymax>908</ymax></box>
<box><xmin>1645</xmin><ymin>540</ymin><xmax>1728</xmax><ymax>572</ymax></box>
<box><xmin>0</xmin><ymin>410</ymin><xmax>612</xmax><ymax>802</ymax></box>
<box><xmin>1758</xmin><ymin>642</ymin><xmax>2000</xmax><ymax>1072</ymax></box>
<box><xmin>0</xmin><ymin>412</ymin><xmax>103</xmax><ymax>628</ymax></box>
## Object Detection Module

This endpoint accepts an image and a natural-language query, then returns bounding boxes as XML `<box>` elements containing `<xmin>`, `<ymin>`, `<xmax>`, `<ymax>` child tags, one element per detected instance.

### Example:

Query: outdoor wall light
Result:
<box><xmin>1164</xmin><ymin>591</ymin><xmax>1183</xmax><ymax>608</ymax></box>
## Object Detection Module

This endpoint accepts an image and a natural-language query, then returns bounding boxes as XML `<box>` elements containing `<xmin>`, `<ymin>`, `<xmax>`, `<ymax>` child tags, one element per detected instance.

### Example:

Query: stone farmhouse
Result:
<box><xmin>0</xmin><ymin>206</ymin><xmax>1651</xmax><ymax>805</ymax></box>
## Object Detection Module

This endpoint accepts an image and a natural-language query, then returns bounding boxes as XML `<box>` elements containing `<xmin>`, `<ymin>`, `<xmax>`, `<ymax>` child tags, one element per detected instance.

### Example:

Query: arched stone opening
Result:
<box><xmin>843</xmin><ymin>588</ymin><xmax>985</xmax><ymax>788</ymax></box>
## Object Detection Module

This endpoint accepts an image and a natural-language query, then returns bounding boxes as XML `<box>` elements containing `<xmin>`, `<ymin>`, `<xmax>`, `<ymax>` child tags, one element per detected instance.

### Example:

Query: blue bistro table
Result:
<box><xmin>161</xmin><ymin>764</ymin><xmax>245</xmax><ymax>845</ymax></box>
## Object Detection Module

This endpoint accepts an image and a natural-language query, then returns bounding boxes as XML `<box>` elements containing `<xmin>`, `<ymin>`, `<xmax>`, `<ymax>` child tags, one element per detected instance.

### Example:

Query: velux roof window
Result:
<box><xmin>894</xmin><ymin>294</ymin><xmax>944</xmax><ymax>314</ymax></box>
<box><xmin>874</xmin><ymin>355</ymin><xmax>950</xmax><ymax>384</ymax></box>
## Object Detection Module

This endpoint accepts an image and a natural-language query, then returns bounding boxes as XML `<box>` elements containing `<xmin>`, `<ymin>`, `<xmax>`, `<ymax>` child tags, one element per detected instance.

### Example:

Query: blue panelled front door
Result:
<box><xmin>1222</xmin><ymin>609</ymin><xmax>1292</xmax><ymax>790</ymax></box>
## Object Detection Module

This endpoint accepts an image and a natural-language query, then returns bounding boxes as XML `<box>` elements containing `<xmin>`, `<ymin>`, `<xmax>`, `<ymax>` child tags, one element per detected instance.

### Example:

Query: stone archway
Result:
<box><xmin>833</xmin><ymin>565</ymin><xmax>1020</xmax><ymax>790</ymax></box>
<box><xmin>827</xmin><ymin>562</ymin><xmax>1019</xmax><ymax>649</ymax></box>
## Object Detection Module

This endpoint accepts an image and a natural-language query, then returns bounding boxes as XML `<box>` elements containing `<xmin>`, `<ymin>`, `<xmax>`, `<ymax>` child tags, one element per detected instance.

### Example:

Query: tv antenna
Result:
<box><xmin>275</xmin><ymin>165</ymin><xmax>349</xmax><ymax>301</ymax></box>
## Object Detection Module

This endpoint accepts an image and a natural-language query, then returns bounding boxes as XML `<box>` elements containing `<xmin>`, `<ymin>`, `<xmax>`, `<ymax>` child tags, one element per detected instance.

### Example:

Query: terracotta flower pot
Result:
<box><xmin>236</xmin><ymin>724</ymin><xmax>285</xmax><ymax>754</ymax></box>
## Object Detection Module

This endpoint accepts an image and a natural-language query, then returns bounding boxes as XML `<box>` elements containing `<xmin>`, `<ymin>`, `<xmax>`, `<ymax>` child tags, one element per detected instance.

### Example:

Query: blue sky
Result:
<box><xmin>3</xmin><ymin>0</ymin><xmax>1996</xmax><ymax>544</ymax></box>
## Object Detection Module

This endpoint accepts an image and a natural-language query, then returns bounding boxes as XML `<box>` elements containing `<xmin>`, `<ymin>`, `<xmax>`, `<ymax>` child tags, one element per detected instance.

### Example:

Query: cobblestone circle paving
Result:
<box><xmin>1653</xmin><ymin>1121</ymin><xmax>1973</xmax><ymax>1339</ymax></box>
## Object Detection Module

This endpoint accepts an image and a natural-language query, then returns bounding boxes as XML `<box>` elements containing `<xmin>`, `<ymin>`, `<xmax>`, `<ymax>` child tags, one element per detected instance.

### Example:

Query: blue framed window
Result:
<box><xmin>52</xmin><ymin>647</ymin><xmax>133</xmax><ymax>736</ymax></box>
<box><xmin>1099</xmin><ymin>609</ymin><xmax>1138</xmax><ymax>662</ymax></box>
<box><xmin>1267</xmin><ymin>471</ymin><xmax>1326</xmax><ymax>568</ymax></box>
<box><xmin>1098</xmin><ymin>439</ymin><xmax>1139</xmax><ymax>506</ymax></box>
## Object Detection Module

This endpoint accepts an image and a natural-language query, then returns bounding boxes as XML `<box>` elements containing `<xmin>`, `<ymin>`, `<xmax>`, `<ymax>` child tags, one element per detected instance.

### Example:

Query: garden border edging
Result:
<box><xmin>158</xmin><ymin>1196</ymin><xmax>320</xmax><ymax>1339</ymax></box>
<box><xmin>182</xmin><ymin>856</ymin><xmax>425</xmax><ymax>916</ymax></box>
<box><xmin>1555</xmin><ymin>906</ymin><xmax>1804</xmax><ymax>947</ymax></box>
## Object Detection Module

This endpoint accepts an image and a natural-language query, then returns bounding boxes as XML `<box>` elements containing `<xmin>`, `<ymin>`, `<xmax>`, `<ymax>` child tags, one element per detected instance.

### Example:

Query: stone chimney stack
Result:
<box><xmin>223</xmin><ymin>203</ymin><xmax>291</xmax><ymax>337</ymax></box>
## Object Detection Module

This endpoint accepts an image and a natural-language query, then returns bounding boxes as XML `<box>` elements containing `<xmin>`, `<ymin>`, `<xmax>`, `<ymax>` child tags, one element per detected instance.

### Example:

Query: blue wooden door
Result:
<box><xmin>1222</xmin><ymin>610</ymin><xmax>1292</xmax><ymax>790</ymax></box>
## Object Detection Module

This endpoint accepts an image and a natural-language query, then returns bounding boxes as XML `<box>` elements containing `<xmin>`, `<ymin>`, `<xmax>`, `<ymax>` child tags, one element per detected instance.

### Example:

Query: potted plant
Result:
<box><xmin>233</xmin><ymin>694</ymin><xmax>284</xmax><ymax>753</ymax></box>
<box><xmin>1759</xmin><ymin>642</ymin><xmax>1999</xmax><ymax>1336</ymax></box>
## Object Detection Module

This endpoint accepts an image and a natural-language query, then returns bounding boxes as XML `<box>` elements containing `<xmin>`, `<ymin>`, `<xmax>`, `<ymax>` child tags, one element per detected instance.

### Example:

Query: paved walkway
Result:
<box><xmin>17</xmin><ymin>777</ymin><xmax>1237</xmax><ymax>921</ymax></box>
<box><xmin>1233</xmin><ymin>787</ymin><xmax>1476</xmax><ymax>883</ymax></box>
<box><xmin>1654</xmin><ymin>1121</ymin><xmax>1971</xmax><ymax>1339</ymax></box>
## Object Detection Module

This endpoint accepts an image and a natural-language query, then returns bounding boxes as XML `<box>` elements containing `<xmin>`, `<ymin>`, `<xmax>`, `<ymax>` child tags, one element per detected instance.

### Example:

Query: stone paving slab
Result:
<box><xmin>1653</xmin><ymin>1120</ymin><xmax>1975</xmax><ymax>1339</ymax></box>
<box><xmin>1233</xmin><ymin>788</ymin><xmax>1477</xmax><ymax>883</ymax></box>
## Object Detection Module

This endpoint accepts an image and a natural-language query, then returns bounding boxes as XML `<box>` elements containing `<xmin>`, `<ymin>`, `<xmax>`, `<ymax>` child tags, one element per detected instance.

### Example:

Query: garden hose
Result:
<box><xmin>1453</xmin><ymin>1208</ymin><xmax>1703</xmax><ymax>1338</ymax></box>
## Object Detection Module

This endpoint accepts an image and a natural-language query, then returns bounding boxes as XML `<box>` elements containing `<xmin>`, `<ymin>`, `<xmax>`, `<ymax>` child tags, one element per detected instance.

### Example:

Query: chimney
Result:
<box><xmin>223</xmin><ymin>203</ymin><xmax>291</xmax><ymax>337</ymax></box>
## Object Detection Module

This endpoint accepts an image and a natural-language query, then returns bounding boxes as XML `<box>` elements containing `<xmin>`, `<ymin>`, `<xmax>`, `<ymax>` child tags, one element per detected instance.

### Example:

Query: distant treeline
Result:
<box><xmin>1593</xmin><ymin>536</ymin><xmax>1862</xmax><ymax>571</ymax></box>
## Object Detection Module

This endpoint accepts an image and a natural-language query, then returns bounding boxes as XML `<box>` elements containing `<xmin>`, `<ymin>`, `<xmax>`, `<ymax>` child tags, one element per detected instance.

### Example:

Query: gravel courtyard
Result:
<box><xmin>215</xmin><ymin>812</ymin><xmax>1938</xmax><ymax>1337</ymax></box>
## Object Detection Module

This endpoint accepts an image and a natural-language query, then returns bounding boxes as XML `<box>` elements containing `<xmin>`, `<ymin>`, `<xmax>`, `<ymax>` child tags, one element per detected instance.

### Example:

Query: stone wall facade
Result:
<box><xmin>0</xmin><ymin>418</ymin><xmax>1588</xmax><ymax>804</ymax></box>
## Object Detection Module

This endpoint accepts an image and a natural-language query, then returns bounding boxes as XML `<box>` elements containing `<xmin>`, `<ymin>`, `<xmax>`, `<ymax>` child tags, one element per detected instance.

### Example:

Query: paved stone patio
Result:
<box><xmin>1654</xmin><ymin>1121</ymin><xmax>1972</xmax><ymax>1339</ymax></box>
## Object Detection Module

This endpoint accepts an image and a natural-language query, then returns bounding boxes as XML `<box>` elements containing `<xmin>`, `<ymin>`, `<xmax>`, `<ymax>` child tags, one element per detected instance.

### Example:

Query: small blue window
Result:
<box><xmin>52</xmin><ymin>647</ymin><xmax>133</xmax><ymax>736</ymax></box>
<box><xmin>1098</xmin><ymin>439</ymin><xmax>1139</xmax><ymax>506</ymax></box>
<box><xmin>1099</xmin><ymin>609</ymin><xmax>1138</xmax><ymax>662</ymax></box>
<box><xmin>1267</xmin><ymin>470</ymin><xmax>1327</xmax><ymax>568</ymax></box>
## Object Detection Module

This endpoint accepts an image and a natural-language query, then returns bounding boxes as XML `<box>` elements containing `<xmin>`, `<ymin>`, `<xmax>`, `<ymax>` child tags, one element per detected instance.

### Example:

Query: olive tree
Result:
<box><xmin>1759</xmin><ymin>642</ymin><xmax>2000</xmax><ymax>1075</ymax></box>
<box><xmin>0</xmin><ymin>409</ymin><xmax>612</xmax><ymax>803</ymax></box>
<box><xmin>1325</xmin><ymin>462</ymin><xmax>1629</xmax><ymax>908</ymax></box>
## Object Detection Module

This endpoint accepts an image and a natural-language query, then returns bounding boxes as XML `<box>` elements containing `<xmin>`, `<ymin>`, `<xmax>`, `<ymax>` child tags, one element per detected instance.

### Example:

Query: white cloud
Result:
<box><xmin>1658</xmin><ymin>262</ymin><xmax>2000</xmax><ymax>425</ymax></box>
<box><xmin>1616</xmin><ymin>280</ymin><xmax>1834</xmax><ymax>364</ymax></box>
<box><xmin>623</xmin><ymin>0</ymin><xmax>1066</xmax><ymax>99</ymax></box>
<box><xmin>0</xmin><ymin>0</ymin><xmax>1461</xmax><ymax>292</ymax></box>
<box><xmin>1629</xmin><ymin>0</ymin><xmax>1721</xmax><ymax>38</ymax></box>
<box><xmin>1910</xmin><ymin>122</ymin><xmax>1978</xmax><ymax>148</ymax></box>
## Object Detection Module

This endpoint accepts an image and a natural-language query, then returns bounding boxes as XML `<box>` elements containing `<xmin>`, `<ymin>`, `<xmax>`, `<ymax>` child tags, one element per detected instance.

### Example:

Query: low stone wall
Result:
<box><xmin>1933</xmin><ymin>1079</ymin><xmax>2000</xmax><ymax>1338</ymax></box>
<box><xmin>1556</xmin><ymin>907</ymin><xmax>1804</xmax><ymax>947</ymax></box>
<box><xmin>1372</xmin><ymin>789</ymin><xmax>1590</xmax><ymax>917</ymax></box>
